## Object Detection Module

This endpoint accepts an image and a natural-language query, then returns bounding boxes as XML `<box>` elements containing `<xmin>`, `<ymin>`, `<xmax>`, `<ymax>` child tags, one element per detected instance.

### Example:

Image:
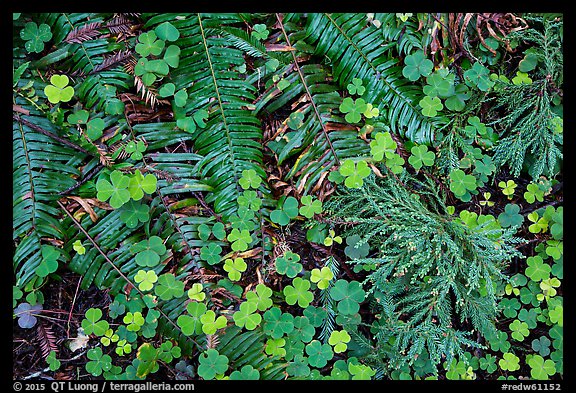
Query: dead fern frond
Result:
<box><xmin>35</xmin><ymin>321</ymin><xmax>58</xmax><ymax>359</ymax></box>
<box><xmin>90</xmin><ymin>50</ymin><xmax>133</xmax><ymax>74</ymax></box>
<box><xmin>64</xmin><ymin>22</ymin><xmax>103</xmax><ymax>44</ymax></box>
<box><xmin>106</xmin><ymin>15</ymin><xmax>133</xmax><ymax>35</ymax></box>
<box><xmin>206</xmin><ymin>334</ymin><xmax>220</xmax><ymax>350</ymax></box>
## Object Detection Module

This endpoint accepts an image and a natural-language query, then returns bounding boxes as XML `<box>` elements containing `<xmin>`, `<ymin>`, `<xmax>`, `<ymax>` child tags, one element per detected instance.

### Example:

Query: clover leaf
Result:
<box><xmin>525</xmin><ymin>256</ymin><xmax>551</xmax><ymax>282</ymax></box>
<box><xmin>263</xmin><ymin>307</ymin><xmax>295</xmax><ymax>338</ymax></box>
<box><xmin>134</xmin><ymin>270</ymin><xmax>158</xmax><ymax>292</ymax></box>
<box><xmin>233</xmin><ymin>300</ymin><xmax>262</xmax><ymax>330</ymax></box>
<box><xmin>82</xmin><ymin>308</ymin><xmax>110</xmax><ymax>336</ymax></box>
<box><xmin>419</xmin><ymin>96</ymin><xmax>443</xmax><ymax>117</ymax></box>
<box><xmin>512</xmin><ymin>71</ymin><xmax>532</xmax><ymax>85</ymax></box>
<box><xmin>124</xmin><ymin>140</ymin><xmax>146</xmax><ymax>161</ymax></box>
<box><xmin>445</xmin><ymin>84</ymin><xmax>470</xmax><ymax>111</ymax></box>
<box><xmin>37</xmin><ymin>245</ymin><xmax>60</xmax><ymax>277</ymax></box>
<box><xmin>524</xmin><ymin>183</ymin><xmax>545</xmax><ymax>204</ymax></box>
<box><xmin>227</xmin><ymin>228</ymin><xmax>252</xmax><ymax>252</ymax></box>
<box><xmin>154</xmin><ymin>273</ymin><xmax>184</xmax><ymax>301</ymax></box>
<box><xmin>124</xmin><ymin>311</ymin><xmax>145</xmax><ymax>332</ymax></box>
<box><xmin>20</xmin><ymin>22</ymin><xmax>52</xmax><ymax>53</ymax></box>
<box><xmin>230</xmin><ymin>365</ymin><xmax>260</xmax><ymax>380</ymax></box>
<box><xmin>177</xmin><ymin>302</ymin><xmax>207</xmax><ymax>336</ymax></box>
<box><xmin>528</xmin><ymin>355</ymin><xmax>556</xmax><ymax>379</ymax></box>
<box><xmin>330</xmin><ymin>279</ymin><xmax>365</xmax><ymax>315</ymax></box>
<box><xmin>198</xmin><ymin>349</ymin><xmax>229</xmax><ymax>380</ymax></box>
<box><xmin>251</xmin><ymin>24</ymin><xmax>269</xmax><ymax>40</ymax></box>
<box><xmin>299</xmin><ymin>195</ymin><xmax>322</xmax><ymax>218</ymax></box>
<box><xmin>290</xmin><ymin>316</ymin><xmax>315</xmax><ymax>343</ymax></box>
<box><xmin>531</xmin><ymin>336</ymin><xmax>551</xmax><ymax>357</ymax></box>
<box><xmin>127</xmin><ymin>170</ymin><xmax>157</xmax><ymax>201</ymax></box>
<box><xmin>154</xmin><ymin>22</ymin><xmax>180</xmax><ymax>42</ymax></box>
<box><xmin>237</xmin><ymin>190</ymin><xmax>262</xmax><ymax>211</ymax></box>
<box><xmin>275</xmin><ymin>251</ymin><xmax>303</xmax><ymax>278</ymax></box>
<box><xmin>229</xmin><ymin>206</ymin><xmax>257</xmax><ymax>231</ymax></box>
<box><xmin>518</xmin><ymin>308</ymin><xmax>539</xmax><ymax>329</ymax></box>
<box><xmin>14</xmin><ymin>302</ymin><xmax>42</xmax><ymax>329</ymax></box>
<box><xmin>86</xmin><ymin>347</ymin><xmax>112</xmax><ymax>376</ymax></box>
<box><xmin>328</xmin><ymin>330</ymin><xmax>351</xmax><ymax>353</ymax></box>
<box><xmin>176</xmin><ymin>109</ymin><xmax>209</xmax><ymax>133</ymax></box>
<box><xmin>479</xmin><ymin>354</ymin><xmax>497</xmax><ymax>374</ymax></box>
<box><xmin>339</xmin><ymin>97</ymin><xmax>367</xmax><ymax>123</ymax></box>
<box><xmin>339</xmin><ymin>159</ymin><xmax>371</xmax><ymax>189</ymax></box>
<box><xmin>135</xmin><ymin>31</ymin><xmax>165</xmax><ymax>57</ymax></box>
<box><xmin>96</xmin><ymin>170</ymin><xmax>131</xmax><ymax>208</ymax></box>
<box><xmin>306</xmin><ymin>340</ymin><xmax>334</xmax><ymax>368</ymax></box>
<box><xmin>200</xmin><ymin>243</ymin><xmax>222</xmax><ymax>265</ymax></box>
<box><xmin>488</xmin><ymin>331</ymin><xmax>511</xmax><ymax>353</ymax></box>
<box><xmin>363</xmin><ymin>103</ymin><xmax>380</xmax><ymax>118</ymax></box>
<box><xmin>449</xmin><ymin>169</ymin><xmax>477</xmax><ymax>198</ymax></box>
<box><xmin>44</xmin><ymin>75</ymin><xmax>75</xmax><ymax>104</ymax></box>
<box><xmin>464</xmin><ymin>62</ymin><xmax>494</xmax><ymax>91</ymax></box>
<box><xmin>509</xmin><ymin>319</ymin><xmax>530</xmax><ymax>341</ymax></box>
<box><xmin>498</xmin><ymin>204</ymin><xmax>523</xmax><ymax>228</ymax></box>
<box><xmin>270</xmin><ymin>196</ymin><xmax>299</xmax><ymax>225</ymax></box>
<box><xmin>265</xmin><ymin>338</ymin><xmax>286</xmax><ymax>357</ymax></box>
<box><xmin>348</xmin><ymin>362</ymin><xmax>376</xmax><ymax>380</ymax></box>
<box><xmin>402</xmin><ymin>50</ymin><xmax>433</xmax><ymax>81</ymax></box>
<box><xmin>158</xmin><ymin>341</ymin><xmax>181</xmax><ymax>363</ymax></box>
<box><xmin>187</xmin><ymin>283</ymin><xmax>205</xmax><ymax>302</ymax></box>
<box><xmin>499</xmin><ymin>180</ymin><xmax>517</xmax><ymax>199</ymax></box>
<box><xmin>46</xmin><ymin>350</ymin><xmax>61</xmax><ymax>371</ymax></box>
<box><xmin>347</xmin><ymin>78</ymin><xmax>366</xmax><ymax>96</ymax></box>
<box><xmin>200</xmin><ymin>310</ymin><xmax>227</xmax><ymax>335</ymax></box>
<box><xmin>324</xmin><ymin>229</ymin><xmax>343</xmax><ymax>247</ymax></box>
<box><xmin>284</xmin><ymin>278</ymin><xmax>314</xmax><ymax>308</ymax></box>
<box><xmin>370</xmin><ymin>131</ymin><xmax>397</xmax><ymax>162</ymax></box>
<box><xmin>86</xmin><ymin>117</ymin><xmax>105</xmax><ymax>140</ymax></box>
<box><xmin>344</xmin><ymin>235</ymin><xmax>369</xmax><ymax>259</ymax></box>
<box><xmin>408</xmin><ymin>145</ymin><xmax>435</xmax><ymax>171</ymax></box>
<box><xmin>68</xmin><ymin>109</ymin><xmax>89</xmax><ymax>125</ymax></box>
<box><xmin>265</xmin><ymin>58</ymin><xmax>280</xmax><ymax>72</ymax></box>
<box><xmin>310</xmin><ymin>267</ymin><xmax>334</xmax><ymax>290</ymax></box>
<box><xmin>131</xmin><ymin>236</ymin><xmax>166</xmax><ymax>267</ymax></box>
<box><xmin>528</xmin><ymin>212</ymin><xmax>549</xmax><ymax>234</ymax></box>
<box><xmin>499</xmin><ymin>353</ymin><xmax>520</xmax><ymax>372</ymax></box>
<box><xmin>549</xmin><ymin>305</ymin><xmax>563</xmax><ymax>326</ymax></box>
<box><xmin>223</xmin><ymin>257</ymin><xmax>247</xmax><ymax>281</ymax></box>
<box><xmin>423</xmin><ymin>70</ymin><xmax>455</xmax><ymax>98</ymax></box>
<box><xmin>245</xmin><ymin>284</ymin><xmax>273</xmax><ymax>311</ymax></box>
<box><xmin>198</xmin><ymin>222</ymin><xmax>226</xmax><ymax>241</ymax></box>
<box><xmin>100</xmin><ymin>328</ymin><xmax>119</xmax><ymax>347</ymax></box>
<box><xmin>239</xmin><ymin>169</ymin><xmax>262</xmax><ymax>190</ymax></box>
<box><xmin>173</xmin><ymin>88</ymin><xmax>187</xmax><ymax>107</ymax></box>
<box><xmin>500</xmin><ymin>298</ymin><xmax>521</xmax><ymax>318</ymax></box>
<box><xmin>119</xmin><ymin>200</ymin><xmax>150</xmax><ymax>229</ymax></box>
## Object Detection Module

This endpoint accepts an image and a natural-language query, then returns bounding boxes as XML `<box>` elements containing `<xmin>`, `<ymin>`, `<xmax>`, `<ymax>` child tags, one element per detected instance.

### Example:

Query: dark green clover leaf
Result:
<box><xmin>135</xmin><ymin>31</ymin><xmax>165</xmax><ymax>57</ymax></box>
<box><xmin>200</xmin><ymin>243</ymin><xmax>222</xmax><ymax>265</ymax></box>
<box><xmin>344</xmin><ymin>235</ymin><xmax>369</xmax><ymax>259</ymax></box>
<box><xmin>265</xmin><ymin>58</ymin><xmax>280</xmax><ymax>72</ymax></box>
<box><xmin>158</xmin><ymin>341</ymin><xmax>181</xmax><ymax>363</ymax></box>
<box><xmin>20</xmin><ymin>22</ymin><xmax>52</xmax><ymax>53</ymax></box>
<box><xmin>119</xmin><ymin>200</ymin><xmax>150</xmax><ymax>229</ymax></box>
<box><xmin>498</xmin><ymin>204</ymin><xmax>523</xmax><ymax>228</ymax></box>
<box><xmin>227</xmin><ymin>229</ymin><xmax>252</xmax><ymax>252</ymax></box>
<box><xmin>423</xmin><ymin>70</ymin><xmax>455</xmax><ymax>98</ymax></box>
<box><xmin>519</xmin><ymin>52</ymin><xmax>538</xmax><ymax>72</ymax></box>
<box><xmin>408</xmin><ymin>145</ymin><xmax>435</xmax><ymax>171</ymax></box>
<box><xmin>480</xmin><ymin>354</ymin><xmax>497</xmax><ymax>374</ymax></box>
<box><xmin>44</xmin><ymin>75</ymin><xmax>75</xmax><ymax>104</ymax></box>
<box><xmin>270</xmin><ymin>196</ymin><xmax>299</xmax><ymax>226</ymax></box>
<box><xmin>290</xmin><ymin>316</ymin><xmax>315</xmax><ymax>343</ymax></box>
<box><xmin>37</xmin><ymin>245</ymin><xmax>60</xmax><ymax>277</ymax></box>
<box><xmin>131</xmin><ymin>236</ymin><xmax>167</xmax><ymax>267</ymax></box>
<box><xmin>230</xmin><ymin>365</ymin><xmax>260</xmax><ymax>380</ymax></box>
<box><xmin>86</xmin><ymin>117</ymin><xmax>105</xmax><ymax>140</ymax></box>
<box><xmin>287</xmin><ymin>111</ymin><xmax>304</xmax><ymax>129</ymax></box>
<box><xmin>330</xmin><ymin>279</ymin><xmax>365</xmax><ymax>315</ymax></box>
<box><xmin>252</xmin><ymin>24</ymin><xmax>269</xmax><ymax>40</ymax></box>
<box><xmin>96</xmin><ymin>170</ymin><xmax>130</xmax><ymax>208</ymax></box>
<box><xmin>68</xmin><ymin>110</ymin><xmax>89</xmax><ymax>125</ymax></box>
<box><xmin>154</xmin><ymin>22</ymin><xmax>180</xmax><ymax>42</ymax></box>
<box><xmin>198</xmin><ymin>349</ymin><xmax>229</xmax><ymax>380</ymax></box>
<box><xmin>173</xmin><ymin>88</ymin><xmax>187</xmax><ymax>107</ymax></box>
<box><xmin>305</xmin><ymin>340</ymin><xmax>334</xmax><ymax>368</ymax></box>
<box><xmin>339</xmin><ymin>97</ymin><xmax>367</xmax><ymax>123</ymax></box>
<box><xmin>287</xmin><ymin>354</ymin><xmax>310</xmax><ymax>377</ymax></box>
<box><xmin>237</xmin><ymin>190</ymin><xmax>262</xmax><ymax>211</ymax></box>
<box><xmin>339</xmin><ymin>159</ymin><xmax>371</xmax><ymax>189</ymax></box>
<box><xmin>532</xmin><ymin>336</ymin><xmax>551</xmax><ymax>357</ymax></box>
<box><xmin>464</xmin><ymin>62</ymin><xmax>495</xmax><ymax>91</ymax></box>
<box><xmin>158</xmin><ymin>83</ymin><xmax>176</xmax><ymax>98</ymax></box>
<box><xmin>445</xmin><ymin>84</ymin><xmax>470</xmax><ymax>111</ymax></box>
<box><xmin>46</xmin><ymin>350</ymin><xmax>61</xmax><ymax>371</ymax></box>
<box><xmin>233</xmin><ymin>300</ymin><xmax>262</xmax><ymax>330</ymax></box>
<box><xmin>229</xmin><ymin>206</ymin><xmax>256</xmax><ymax>231</ymax></box>
<box><xmin>86</xmin><ymin>347</ymin><xmax>112</xmax><ymax>376</ymax></box>
<box><xmin>275</xmin><ymin>251</ymin><xmax>303</xmax><ymax>278</ymax></box>
<box><xmin>177</xmin><ymin>302</ymin><xmax>207</xmax><ymax>336</ymax></box>
<box><xmin>518</xmin><ymin>308</ymin><xmax>539</xmax><ymax>329</ymax></box>
<box><xmin>163</xmin><ymin>45</ymin><xmax>181</xmax><ymax>68</ymax></box>
<box><xmin>303</xmin><ymin>306</ymin><xmax>327</xmax><ymax>328</ymax></box>
<box><xmin>402</xmin><ymin>50</ymin><xmax>433</xmax><ymax>81</ymax></box>
<box><xmin>154</xmin><ymin>273</ymin><xmax>185</xmax><ymax>301</ymax></box>
<box><xmin>144</xmin><ymin>59</ymin><xmax>169</xmax><ymax>76</ymax></box>
<box><xmin>500</xmin><ymin>298</ymin><xmax>521</xmax><ymax>318</ymax></box>
<box><xmin>419</xmin><ymin>95</ymin><xmax>443</xmax><ymax>117</ymax></box>
<box><xmin>347</xmin><ymin>78</ymin><xmax>365</xmax><ymax>96</ymax></box>
<box><xmin>105</xmin><ymin>98</ymin><xmax>124</xmax><ymax>115</ymax></box>
<box><xmin>449</xmin><ymin>169</ymin><xmax>477</xmax><ymax>198</ymax></box>
<box><xmin>263</xmin><ymin>307</ymin><xmax>295</xmax><ymax>338</ymax></box>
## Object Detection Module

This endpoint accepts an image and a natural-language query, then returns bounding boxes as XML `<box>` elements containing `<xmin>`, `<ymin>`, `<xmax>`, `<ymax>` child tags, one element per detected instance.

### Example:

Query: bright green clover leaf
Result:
<box><xmin>344</xmin><ymin>234</ymin><xmax>369</xmax><ymax>259</ymax></box>
<box><xmin>528</xmin><ymin>212</ymin><xmax>549</xmax><ymax>234</ymax></box>
<box><xmin>177</xmin><ymin>302</ymin><xmax>207</xmax><ymax>336</ymax></box>
<box><xmin>200</xmin><ymin>310</ymin><xmax>227</xmax><ymax>335</ymax></box>
<box><xmin>449</xmin><ymin>169</ymin><xmax>477</xmax><ymax>197</ymax></box>
<box><xmin>223</xmin><ymin>257</ymin><xmax>247</xmax><ymax>282</ymax></box>
<box><xmin>134</xmin><ymin>270</ymin><xmax>158</xmax><ymax>292</ymax></box>
<box><xmin>370</xmin><ymin>132</ymin><xmax>397</xmax><ymax>161</ymax></box>
<box><xmin>124</xmin><ymin>140</ymin><xmax>146</xmax><ymax>160</ymax></box>
<box><xmin>245</xmin><ymin>284</ymin><xmax>273</xmax><ymax>311</ymax></box>
<box><xmin>96</xmin><ymin>170</ymin><xmax>130</xmax><ymax>208</ymax></box>
<box><xmin>44</xmin><ymin>74</ymin><xmax>75</xmax><ymax>104</ymax></box>
<box><xmin>299</xmin><ymin>195</ymin><xmax>322</xmax><ymax>219</ymax></box>
<box><xmin>324</xmin><ymin>229</ymin><xmax>343</xmax><ymax>247</ymax></box>
<box><xmin>124</xmin><ymin>311</ymin><xmax>145</xmax><ymax>332</ymax></box>
<box><xmin>363</xmin><ymin>103</ymin><xmax>380</xmax><ymax>118</ymax></box>
<box><xmin>283</xmin><ymin>278</ymin><xmax>314</xmax><ymax>308</ymax></box>
<box><xmin>270</xmin><ymin>196</ymin><xmax>299</xmax><ymax>225</ymax></box>
<box><xmin>275</xmin><ymin>251</ymin><xmax>303</xmax><ymax>278</ymax></box>
<box><xmin>498</xmin><ymin>204</ymin><xmax>523</xmax><ymax>228</ymax></box>
<box><xmin>524</xmin><ymin>183</ymin><xmax>545</xmax><ymax>204</ymax></box>
<box><xmin>237</xmin><ymin>190</ymin><xmax>262</xmax><ymax>211</ymax></box>
<box><xmin>86</xmin><ymin>347</ymin><xmax>112</xmax><ymax>376</ymax></box>
<box><xmin>263</xmin><ymin>307</ymin><xmax>295</xmax><ymax>338</ymax></box>
<box><xmin>528</xmin><ymin>355</ymin><xmax>556</xmax><ymax>379</ymax></box>
<box><xmin>82</xmin><ymin>308</ymin><xmax>110</xmax><ymax>336</ymax></box>
<box><xmin>200</xmin><ymin>243</ymin><xmax>222</xmax><ymax>265</ymax></box>
<box><xmin>512</xmin><ymin>71</ymin><xmax>532</xmax><ymax>85</ymax></box>
<box><xmin>100</xmin><ymin>328</ymin><xmax>119</xmax><ymax>347</ymax></box>
<box><xmin>154</xmin><ymin>21</ymin><xmax>180</xmax><ymax>42</ymax></box>
<box><xmin>86</xmin><ymin>117</ymin><xmax>105</xmax><ymax>140</ymax></box>
<box><xmin>509</xmin><ymin>319</ymin><xmax>530</xmax><ymax>341</ymax></box>
<box><xmin>128</xmin><ymin>170</ymin><xmax>157</xmax><ymax>201</ymax></box>
<box><xmin>119</xmin><ymin>200</ymin><xmax>150</xmax><ymax>229</ymax></box>
<box><xmin>330</xmin><ymin>279</ymin><xmax>365</xmax><ymax>315</ymax></box>
<box><xmin>419</xmin><ymin>95</ymin><xmax>443</xmax><ymax>117</ymax></box>
<box><xmin>423</xmin><ymin>70</ymin><xmax>455</xmax><ymax>98</ymax></box>
<box><xmin>532</xmin><ymin>336</ymin><xmax>551</xmax><ymax>357</ymax></box>
<box><xmin>306</xmin><ymin>340</ymin><xmax>334</xmax><ymax>368</ymax></box>
<box><xmin>229</xmin><ymin>206</ymin><xmax>256</xmax><ymax>232</ymax></box>
<box><xmin>37</xmin><ymin>245</ymin><xmax>60</xmax><ymax>277</ymax></box>
<box><xmin>135</xmin><ymin>31</ymin><xmax>165</xmax><ymax>57</ymax></box>
<box><xmin>20</xmin><ymin>22</ymin><xmax>52</xmax><ymax>53</ymax></box>
<box><xmin>265</xmin><ymin>338</ymin><xmax>286</xmax><ymax>357</ymax></box>
<box><xmin>239</xmin><ymin>169</ymin><xmax>262</xmax><ymax>190</ymax></box>
<box><xmin>499</xmin><ymin>180</ymin><xmax>517</xmax><ymax>199</ymax></box>
<box><xmin>545</xmin><ymin>240</ymin><xmax>562</xmax><ymax>260</ymax></box>
<box><xmin>154</xmin><ymin>273</ymin><xmax>185</xmax><ymax>301</ymax></box>
<box><xmin>402</xmin><ymin>50</ymin><xmax>433</xmax><ymax>81</ymax></box>
<box><xmin>230</xmin><ymin>365</ymin><xmax>260</xmax><ymax>380</ymax></box>
<box><xmin>464</xmin><ymin>62</ymin><xmax>495</xmax><ymax>91</ymax></box>
<box><xmin>499</xmin><ymin>353</ymin><xmax>520</xmax><ymax>372</ymax></box>
<box><xmin>339</xmin><ymin>97</ymin><xmax>367</xmax><ymax>123</ymax></box>
<box><xmin>348</xmin><ymin>362</ymin><xmax>376</xmax><ymax>380</ymax></box>
<box><xmin>549</xmin><ymin>305</ymin><xmax>563</xmax><ymax>326</ymax></box>
<box><xmin>339</xmin><ymin>159</ymin><xmax>371</xmax><ymax>189</ymax></box>
<box><xmin>233</xmin><ymin>301</ymin><xmax>262</xmax><ymax>330</ymax></box>
<box><xmin>131</xmin><ymin>236</ymin><xmax>166</xmax><ymax>267</ymax></box>
<box><xmin>525</xmin><ymin>256</ymin><xmax>551</xmax><ymax>282</ymax></box>
<box><xmin>227</xmin><ymin>229</ymin><xmax>252</xmax><ymax>252</ymax></box>
<box><xmin>187</xmin><ymin>283</ymin><xmax>206</xmax><ymax>302</ymax></box>
<box><xmin>310</xmin><ymin>267</ymin><xmax>334</xmax><ymax>290</ymax></box>
<box><xmin>408</xmin><ymin>145</ymin><xmax>435</xmax><ymax>171</ymax></box>
<box><xmin>46</xmin><ymin>350</ymin><xmax>61</xmax><ymax>371</ymax></box>
<box><xmin>347</xmin><ymin>78</ymin><xmax>365</xmax><ymax>96</ymax></box>
<box><xmin>445</xmin><ymin>84</ymin><xmax>470</xmax><ymax>111</ymax></box>
<box><xmin>385</xmin><ymin>153</ymin><xmax>405</xmax><ymax>175</ymax></box>
<box><xmin>198</xmin><ymin>349</ymin><xmax>229</xmax><ymax>380</ymax></box>
<box><xmin>328</xmin><ymin>330</ymin><xmax>351</xmax><ymax>353</ymax></box>
<box><xmin>158</xmin><ymin>341</ymin><xmax>181</xmax><ymax>363</ymax></box>
<box><xmin>252</xmin><ymin>24</ymin><xmax>269</xmax><ymax>40</ymax></box>
<box><xmin>480</xmin><ymin>192</ymin><xmax>495</xmax><ymax>207</ymax></box>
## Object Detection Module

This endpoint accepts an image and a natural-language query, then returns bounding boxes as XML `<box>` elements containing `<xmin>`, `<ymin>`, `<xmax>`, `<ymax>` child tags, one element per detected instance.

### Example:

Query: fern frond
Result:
<box><xmin>64</xmin><ymin>21</ymin><xmax>103</xmax><ymax>44</ymax></box>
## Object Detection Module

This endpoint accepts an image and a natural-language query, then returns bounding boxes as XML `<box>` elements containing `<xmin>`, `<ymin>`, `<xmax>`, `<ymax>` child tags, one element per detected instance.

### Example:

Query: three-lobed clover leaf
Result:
<box><xmin>200</xmin><ymin>310</ymin><xmax>227</xmax><ymax>335</ymax></box>
<box><xmin>86</xmin><ymin>347</ymin><xmax>112</xmax><ymax>376</ymax></box>
<box><xmin>82</xmin><ymin>308</ymin><xmax>110</xmax><ymax>336</ymax></box>
<box><xmin>324</xmin><ymin>229</ymin><xmax>343</xmax><ymax>247</ymax></box>
<box><xmin>528</xmin><ymin>212</ymin><xmax>548</xmax><ymax>234</ymax></box>
<box><xmin>239</xmin><ymin>169</ymin><xmax>262</xmax><ymax>190</ymax></box>
<box><xmin>402</xmin><ymin>50</ymin><xmax>433</xmax><ymax>81</ymax></box>
<box><xmin>270</xmin><ymin>196</ymin><xmax>299</xmax><ymax>225</ymax></box>
<box><xmin>131</xmin><ymin>236</ymin><xmax>166</xmax><ymax>267</ymax></box>
<box><xmin>198</xmin><ymin>349</ymin><xmax>229</xmax><ymax>380</ymax></box>
<box><xmin>177</xmin><ymin>302</ymin><xmax>207</xmax><ymax>336</ymax></box>
<box><xmin>100</xmin><ymin>328</ymin><xmax>119</xmax><ymax>347</ymax></box>
<box><xmin>237</xmin><ymin>190</ymin><xmax>262</xmax><ymax>211</ymax></box>
<box><xmin>37</xmin><ymin>245</ymin><xmax>60</xmax><ymax>277</ymax></box>
<box><xmin>299</xmin><ymin>195</ymin><xmax>322</xmax><ymax>219</ymax></box>
<box><xmin>245</xmin><ymin>284</ymin><xmax>273</xmax><ymax>311</ymax></box>
<box><xmin>124</xmin><ymin>140</ymin><xmax>146</xmax><ymax>161</ymax></box>
<box><xmin>423</xmin><ymin>70</ymin><xmax>455</xmax><ymax>98</ymax></box>
<box><xmin>525</xmin><ymin>256</ymin><xmax>551</xmax><ymax>282</ymax></box>
<box><xmin>134</xmin><ymin>270</ymin><xmax>158</xmax><ymax>292</ymax></box>
<box><xmin>499</xmin><ymin>352</ymin><xmax>520</xmax><ymax>372</ymax></box>
<box><xmin>408</xmin><ymin>145</ymin><xmax>435</xmax><ymax>171</ymax></box>
<box><xmin>275</xmin><ymin>251</ymin><xmax>303</xmax><ymax>278</ymax></box>
<box><xmin>265</xmin><ymin>337</ymin><xmax>287</xmax><ymax>357</ymax></box>
<box><xmin>499</xmin><ymin>180</ymin><xmax>517</xmax><ymax>199</ymax></box>
<box><xmin>97</xmin><ymin>170</ymin><xmax>131</xmax><ymax>209</ymax></box>
<box><xmin>524</xmin><ymin>183</ymin><xmax>545</xmax><ymax>204</ymax></box>
<box><xmin>68</xmin><ymin>109</ymin><xmax>89</xmax><ymax>125</ymax></box>
<box><xmin>479</xmin><ymin>354</ymin><xmax>498</xmax><ymax>374</ymax></box>
<box><xmin>509</xmin><ymin>319</ymin><xmax>530</xmax><ymax>341</ymax></box>
<box><xmin>528</xmin><ymin>355</ymin><xmax>556</xmax><ymax>379</ymax></box>
<box><xmin>187</xmin><ymin>283</ymin><xmax>206</xmax><ymax>302</ymax></box>
<box><xmin>310</xmin><ymin>267</ymin><xmax>334</xmax><ymax>290</ymax></box>
<box><xmin>227</xmin><ymin>228</ymin><xmax>253</xmax><ymax>252</ymax></box>
<box><xmin>154</xmin><ymin>273</ymin><xmax>185</xmax><ymax>301</ymax></box>
<box><xmin>347</xmin><ymin>78</ymin><xmax>366</xmax><ymax>96</ymax></box>
<box><xmin>46</xmin><ymin>350</ymin><xmax>61</xmax><ymax>371</ymax></box>
<box><xmin>445</xmin><ymin>84</ymin><xmax>470</xmax><ymax>111</ymax></box>
<box><xmin>20</xmin><ymin>22</ymin><xmax>53</xmax><ymax>53</ymax></box>
<box><xmin>233</xmin><ymin>300</ymin><xmax>262</xmax><ymax>330</ymax></box>
<box><xmin>339</xmin><ymin>97</ymin><xmax>367</xmax><ymax>123</ymax></box>
<box><xmin>154</xmin><ymin>21</ymin><xmax>180</xmax><ymax>42</ymax></box>
<box><xmin>229</xmin><ymin>206</ymin><xmax>257</xmax><ymax>232</ymax></box>
<box><xmin>44</xmin><ymin>75</ymin><xmax>75</xmax><ymax>104</ymax></box>
<box><xmin>251</xmin><ymin>24</ymin><xmax>269</xmax><ymax>40</ymax></box>
<box><xmin>283</xmin><ymin>278</ymin><xmax>314</xmax><ymax>308</ymax></box>
<box><xmin>290</xmin><ymin>316</ymin><xmax>316</xmax><ymax>343</ymax></box>
<box><xmin>176</xmin><ymin>109</ymin><xmax>209</xmax><ymax>133</ymax></box>
<box><xmin>512</xmin><ymin>71</ymin><xmax>532</xmax><ymax>85</ymax></box>
<box><xmin>330</xmin><ymin>279</ymin><xmax>365</xmax><ymax>315</ymax></box>
<box><xmin>119</xmin><ymin>200</ymin><xmax>150</xmax><ymax>229</ymax></box>
<box><xmin>135</xmin><ymin>31</ymin><xmax>165</xmax><ymax>57</ymax></box>
<box><xmin>531</xmin><ymin>336</ymin><xmax>552</xmax><ymax>357</ymax></box>
<box><xmin>498</xmin><ymin>204</ymin><xmax>524</xmax><ymax>228</ymax></box>
<box><xmin>128</xmin><ymin>170</ymin><xmax>157</xmax><ymax>201</ymax></box>
<box><xmin>14</xmin><ymin>302</ymin><xmax>43</xmax><ymax>329</ymax></box>
<box><xmin>344</xmin><ymin>235</ymin><xmax>369</xmax><ymax>259</ymax></box>
<box><xmin>263</xmin><ymin>307</ymin><xmax>295</xmax><ymax>338</ymax></box>
<box><xmin>419</xmin><ymin>96</ymin><xmax>443</xmax><ymax>117</ymax></box>
<box><xmin>198</xmin><ymin>222</ymin><xmax>226</xmax><ymax>241</ymax></box>
<box><xmin>363</xmin><ymin>103</ymin><xmax>380</xmax><ymax>118</ymax></box>
<box><xmin>328</xmin><ymin>330</ymin><xmax>351</xmax><ymax>353</ymax></box>
<box><xmin>223</xmin><ymin>257</ymin><xmax>247</xmax><ymax>281</ymax></box>
<box><xmin>230</xmin><ymin>365</ymin><xmax>260</xmax><ymax>380</ymax></box>
<box><xmin>305</xmin><ymin>340</ymin><xmax>334</xmax><ymax>368</ymax></box>
<box><xmin>464</xmin><ymin>62</ymin><xmax>495</xmax><ymax>91</ymax></box>
<box><xmin>339</xmin><ymin>159</ymin><xmax>371</xmax><ymax>189</ymax></box>
<box><xmin>370</xmin><ymin>131</ymin><xmax>397</xmax><ymax>162</ymax></box>
<box><xmin>449</xmin><ymin>169</ymin><xmax>477</xmax><ymax>198</ymax></box>
<box><xmin>124</xmin><ymin>311</ymin><xmax>145</xmax><ymax>332</ymax></box>
<box><xmin>200</xmin><ymin>243</ymin><xmax>222</xmax><ymax>265</ymax></box>
<box><xmin>348</xmin><ymin>362</ymin><xmax>376</xmax><ymax>380</ymax></box>
<box><xmin>86</xmin><ymin>117</ymin><xmax>105</xmax><ymax>140</ymax></box>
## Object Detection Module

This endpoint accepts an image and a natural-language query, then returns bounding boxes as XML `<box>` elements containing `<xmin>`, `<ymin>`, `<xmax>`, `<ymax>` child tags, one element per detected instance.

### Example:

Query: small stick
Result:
<box><xmin>66</xmin><ymin>276</ymin><xmax>82</xmax><ymax>339</ymax></box>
